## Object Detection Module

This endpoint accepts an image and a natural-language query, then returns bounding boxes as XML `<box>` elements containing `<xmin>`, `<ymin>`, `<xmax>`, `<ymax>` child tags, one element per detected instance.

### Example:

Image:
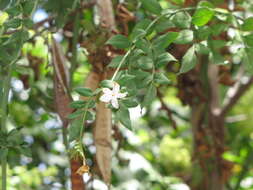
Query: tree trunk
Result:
<box><xmin>189</xmin><ymin>64</ymin><xmax>232</xmax><ymax>190</ymax></box>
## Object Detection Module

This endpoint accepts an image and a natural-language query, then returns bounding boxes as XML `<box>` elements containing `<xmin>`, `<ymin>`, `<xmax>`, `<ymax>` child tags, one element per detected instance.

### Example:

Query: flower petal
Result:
<box><xmin>100</xmin><ymin>94</ymin><xmax>112</xmax><ymax>103</ymax></box>
<box><xmin>111</xmin><ymin>98</ymin><xmax>119</xmax><ymax>109</ymax></box>
<box><xmin>117</xmin><ymin>92</ymin><xmax>127</xmax><ymax>98</ymax></box>
<box><xmin>112</xmin><ymin>82</ymin><xmax>120</xmax><ymax>94</ymax></box>
<box><xmin>102</xmin><ymin>88</ymin><xmax>112</xmax><ymax>95</ymax></box>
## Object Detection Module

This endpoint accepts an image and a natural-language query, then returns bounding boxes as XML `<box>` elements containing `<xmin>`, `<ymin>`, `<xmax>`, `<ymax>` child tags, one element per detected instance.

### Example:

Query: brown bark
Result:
<box><xmin>52</xmin><ymin>39</ymin><xmax>85</xmax><ymax>190</ymax></box>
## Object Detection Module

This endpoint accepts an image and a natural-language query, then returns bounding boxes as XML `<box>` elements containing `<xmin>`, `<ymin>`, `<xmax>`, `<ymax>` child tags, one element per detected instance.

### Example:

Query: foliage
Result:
<box><xmin>1</xmin><ymin>0</ymin><xmax>253</xmax><ymax>190</ymax></box>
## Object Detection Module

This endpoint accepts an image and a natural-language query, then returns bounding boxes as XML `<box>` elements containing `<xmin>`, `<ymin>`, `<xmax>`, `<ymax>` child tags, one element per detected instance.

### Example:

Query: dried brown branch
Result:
<box><xmin>221</xmin><ymin>76</ymin><xmax>253</xmax><ymax>116</ymax></box>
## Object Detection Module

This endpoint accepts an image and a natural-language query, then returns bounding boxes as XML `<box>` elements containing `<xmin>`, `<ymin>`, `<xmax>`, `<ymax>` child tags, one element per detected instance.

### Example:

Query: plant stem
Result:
<box><xmin>70</xmin><ymin>12</ymin><xmax>80</xmax><ymax>88</ymax></box>
<box><xmin>0</xmin><ymin>64</ymin><xmax>12</xmax><ymax>190</ymax></box>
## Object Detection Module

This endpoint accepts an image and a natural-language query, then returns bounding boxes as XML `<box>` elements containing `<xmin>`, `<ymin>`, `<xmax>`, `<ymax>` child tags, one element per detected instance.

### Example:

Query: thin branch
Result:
<box><xmin>157</xmin><ymin>90</ymin><xmax>178</xmax><ymax>130</ymax></box>
<box><xmin>221</xmin><ymin>76</ymin><xmax>253</xmax><ymax>116</ymax></box>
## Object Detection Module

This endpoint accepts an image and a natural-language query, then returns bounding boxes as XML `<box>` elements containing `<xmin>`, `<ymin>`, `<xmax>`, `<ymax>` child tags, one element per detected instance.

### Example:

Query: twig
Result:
<box><xmin>157</xmin><ymin>90</ymin><xmax>178</xmax><ymax>130</ymax></box>
<box><xmin>221</xmin><ymin>76</ymin><xmax>253</xmax><ymax>116</ymax></box>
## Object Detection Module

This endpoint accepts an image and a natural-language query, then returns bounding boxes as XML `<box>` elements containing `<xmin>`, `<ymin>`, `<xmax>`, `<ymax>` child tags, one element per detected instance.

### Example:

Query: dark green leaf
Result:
<box><xmin>108</xmin><ymin>56</ymin><xmax>125</xmax><ymax>68</ymax></box>
<box><xmin>67</xmin><ymin>110</ymin><xmax>84</xmax><ymax>120</ymax></box>
<box><xmin>0</xmin><ymin>148</ymin><xmax>8</xmax><ymax>160</ymax></box>
<box><xmin>156</xmin><ymin>52</ymin><xmax>177</xmax><ymax>68</ymax></box>
<box><xmin>100</xmin><ymin>80</ymin><xmax>114</xmax><ymax>88</ymax></box>
<box><xmin>121</xmin><ymin>98</ymin><xmax>139</xmax><ymax>108</ymax></box>
<box><xmin>69</xmin><ymin>119</ymin><xmax>83</xmax><ymax>142</ymax></box>
<box><xmin>70</xmin><ymin>100</ymin><xmax>86</xmax><ymax>109</ymax></box>
<box><xmin>153</xmin><ymin>32</ymin><xmax>179</xmax><ymax>49</ymax></box>
<box><xmin>131</xmin><ymin>19</ymin><xmax>153</xmax><ymax>40</ymax></box>
<box><xmin>137</xmin><ymin>56</ymin><xmax>154</xmax><ymax>70</ymax></box>
<box><xmin>154</xmin><ymin>73</ymin><xmax>171</xmax><ymax>85</ymax></box>
<box><xmin>106</xmin><ymin>34</ymin><xmax>131</xmax><ymax>49</ymax></box>
<box><xmin>172</xmin><ymin>12</ymin><xmax>191</xmax><ymax>29</ymax></box>
<box><xmin>116</xmin><ymin>106</ymin><xmax>132</xmax><ymax>130</ymax></box>
<box><xmin>75</xmin><ymin>87</ymin><xmax>93</xmax><ymax>97</ymax></box>
<box><xmin>140</xmin><ymin>0</ymin><xmax>162</xmax><ymax>15</ymax></box>
<box><xmin>4</xmin><ymin>18</ymin><xmax>22</xmax><ymax>28</ymax></box>
<box><xmin>143</xmin><ymin>84</ymin><xmax>157</xmax><ymax>107</ymax></box>
<box><xmin>135</xmin><ymin>39</ymin><xmax>150</xmax><ymax>53</ymax></box>
<box><xmin>179</xmin><ymin>45</ymin><xmax>197</xmax><ymax>74</ymax></box>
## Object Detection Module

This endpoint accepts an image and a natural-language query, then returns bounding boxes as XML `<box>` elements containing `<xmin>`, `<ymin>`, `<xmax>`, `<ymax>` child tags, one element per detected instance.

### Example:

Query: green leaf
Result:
<box><xmin>121</xmin><ymin>98</ymin><xmax>139</xmax><ymax>108</ymax></box>
<box><xmin>179</xmin><ymin>45</ymin><xmax>197</xmax><ymax>74</ymax></box>
<box><xmin>0</xmin><ymin>12</ymin><xmax>8</xmax><ymax>25</ymax></box>
<box><xmin>87</xmin><ymin>100</ymin><xmax>96</xmax><ymax>109</ymax></box>
<box><xmin>154</xmin><ymin>73</ymin><xmax>171</xmax><ymax>84</ymax></box>
<box><xmin>0</xmin><ymin>148</ymin><xmax>8</xmax><ymax>160</ymax></box>
<box><xmin>244</xmin><ymin>34</ymin><xmax>253</xmax><ymax>47</ymax></box>
<box><xmin>106</xmin><ymin>34</ymin><xmax>131</xmax><ymax>49</ymax></box>
<box><xmin>241</xmin><ymin>17</ymin><xmax>253</xmax><ymax>31</ymax></box>
<box><xmin>4</xmin><ymin>18</ymin><xmax>22</xmax><ymax>28</ymax></box>
<box><xmin>70</xmin><ymin>100</ymin><xmax>86</xmax><ymax>109</ymax></box>
<box><xmin>156</xmin><ymin>52</ymin><xmax>177</xmax><ymax>67</ymax></box>
<box><xmin>100</xmin><ymin>80</ymin><xmax>114</xmax><ymax>88</ymax></box>
<box><xmin>135</xmin><ymin>39</ymin><xmax>150</xmax><ymax>53</ymax></box>
<box><xmin>131</xmin><ymin>19</ymin><xmax>153</xmax><ymax>40</ymax></box>
<box><xmin>22</xmin><ymin>0</ymin><xmax>36</xmax><ymax>15</ymax></box>
<box><xmin>192</xmin><ymin>1</ymin><xmax>214</xmax><ymax>26</ymax></box>
<box><xmin>18</xmin><ymin>147</ymin><xmax>32</xmax><ymax>157</ymax></box>
<box><xmin>7</xmin><ymin>129</ymin><xmax>23</xmax><ymax>145</ymax></box>
<box><xmin>116</xmin><ymin>106</ymin><xmax>132</xmax><ymax>130</ymax></box>
<box><xmin>155</xmin><ymin>18</ymin><xmax>174</xmax><ymax>33</ymax></box>
<box><xmin>137</xmin><ymin>56</ymin><xmax>154</xmax><ymax>70</ymax></box>
<box><xmin>153</xmin><ymin>32</ymin><xmax>179</xmax><ymax>49</ymax></box>
<box><xmin>69</xmin><ymin>119</ymin><xmax>83</xmax><ymax>142</ymax></box>
<box><xmin>108</xmin><ymin>56</ymin><xmax>125</xmax><ymax>68</ymax></box>
<box><xmin>67</xmin><ymin>110</ymin><xmax>84</xmax><ymax>120</ymax></box>
<box><xmin>143</xmin><ymin>84</ymin><xmax>157</xmax><ymax>107</ymax></box>
<box><xmin>172</xmin><ymin>12</ymin><xmax>191</xmax><ymax>29</ymax></box>
<box><xmin>75</xmin><ymin>87</ymin><xmax>93</xmax><ymax>97</ymax></box>
<box><xmin>119</xmin><ymin>74</ymin><xmax>136</xmax><ymax>86</ymax></box>
<box><xmin>174</xmin><ymin>29</ymin><xmax>193</xmax><ymax>44</ymax></box>
<box><xmin>195</xmin><ymin>26</ymin><xmax>211</xmax><ymax>40</ymax></box>
<box><xmin>140</xmin><ymin>0</ymin><xmax>162</xmax><ymax>15</ymax></box>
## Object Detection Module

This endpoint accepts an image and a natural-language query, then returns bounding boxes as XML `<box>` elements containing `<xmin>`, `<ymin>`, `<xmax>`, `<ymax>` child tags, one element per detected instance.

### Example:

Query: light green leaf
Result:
<box><xmin>174</xmin><ymin>29</ymin><xmax>193</xmax><ymax>44</ymax></box>
<box><xmin>241</xmin><ymin>17</ymin><xmax>253</xmax><ymax>31</ymax></box>
<box><xmin>106</xmin><ymin>34</ymin><xmax>131</xmax><ymax>49</ymax></box>
<box><xmin>140</xmin><ymin>0</ymin><xmax>162</xmax><ymax>15</ymax></box>
<box><xmin>179</xmin><ymin>45</ymin><xmax>197</xmax><ymax>74</ymax></box>
<box><xmin>192</xmin><ymin>1</ymin><xmax>214</xmax><ymax>26</ymax></box>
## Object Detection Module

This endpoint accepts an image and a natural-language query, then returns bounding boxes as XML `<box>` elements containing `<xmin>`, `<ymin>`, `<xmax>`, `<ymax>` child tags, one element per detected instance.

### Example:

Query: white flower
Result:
<box><xmin>99</xmin><ymin>82</ymin><xmax>127</xmax><ymax>109</ymax></box>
